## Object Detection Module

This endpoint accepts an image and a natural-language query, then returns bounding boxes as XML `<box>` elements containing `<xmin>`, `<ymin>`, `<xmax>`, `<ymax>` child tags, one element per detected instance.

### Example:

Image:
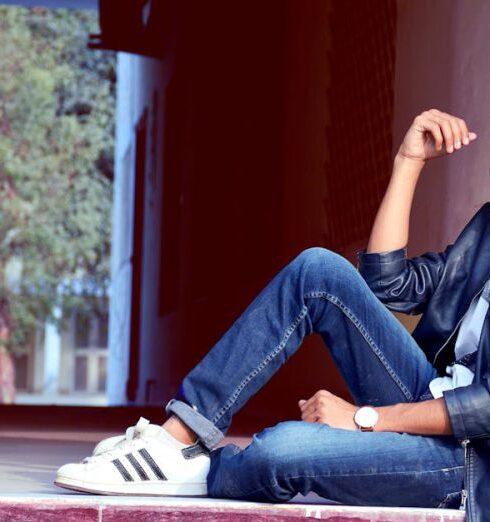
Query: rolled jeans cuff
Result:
<box><xmin>165</xmin><ymin>398</ymin><xmax>225</xmax><ymax>450</ymax></box>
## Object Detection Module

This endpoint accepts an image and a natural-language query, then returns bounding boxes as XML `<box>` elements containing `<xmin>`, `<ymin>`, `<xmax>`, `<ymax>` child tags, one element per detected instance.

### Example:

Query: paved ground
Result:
<box><xmin>0</xmin><ymin>429</ymin><xmax>252</xmax><ymax>496</ymax></box>
<box><xmin>0</xmin><ymin>433</ymin><xmax>98</xmax><ymax>495</ymax></box>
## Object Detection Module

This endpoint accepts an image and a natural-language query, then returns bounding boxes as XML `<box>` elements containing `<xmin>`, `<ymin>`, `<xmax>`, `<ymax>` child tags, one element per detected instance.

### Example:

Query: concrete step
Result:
<box><xmin>0</xmin><ymin>495</ymin><xmax>465</xmax><ymax>522</ymax></box>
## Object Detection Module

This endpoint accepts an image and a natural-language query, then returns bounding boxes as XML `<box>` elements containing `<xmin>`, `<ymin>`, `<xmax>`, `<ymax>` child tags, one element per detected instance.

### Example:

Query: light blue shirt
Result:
<box><xmin>429</xmin><ymin>278</ymin><xmax>490</xmax><ymax>399</ymax></box>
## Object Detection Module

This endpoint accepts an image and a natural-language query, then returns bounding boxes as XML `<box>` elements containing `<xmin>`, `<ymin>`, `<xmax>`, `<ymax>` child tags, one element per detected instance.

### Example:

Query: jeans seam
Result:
<box><xmin>211</xmin><ymin>305</ymin><xmax>309</xmax><ymax>425</ymax></box>
<box><xmin>232</xmin><ymin>465</ymin><xmax>465</xmax><ymax>499</ymax></box>
<box><xmin>304</xmin><ymin>291</ymin><xmax>413</xmax><ymax>401</ymax></box>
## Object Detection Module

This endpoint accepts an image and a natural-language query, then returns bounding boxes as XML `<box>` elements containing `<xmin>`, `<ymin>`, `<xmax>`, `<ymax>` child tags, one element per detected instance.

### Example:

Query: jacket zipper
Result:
<box><xmin>460</xmin><ymin>438</ymin><xmax>470</xmax><ymax>512</ymax></box>
<box><xmin>433</xmin><ymin>283</ymin><xmax>485</xmax><ymax>515</ymax></box>
<box><xmin>432</xmin><ymin>281</ymin><xmax>488</xmax><ymax>515</ymax></box>
<box><xmin>432</xmin><ymin>281</ymin><xmax>487</xmax><ymax>368</ymax></box>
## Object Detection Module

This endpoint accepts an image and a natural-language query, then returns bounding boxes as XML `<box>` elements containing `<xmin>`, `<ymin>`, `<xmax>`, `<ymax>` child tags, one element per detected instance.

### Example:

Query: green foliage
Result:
<box><xmin>0</xmin><ymin>6</ymin><xmax>115</xmax><ymax>348</ymax></box>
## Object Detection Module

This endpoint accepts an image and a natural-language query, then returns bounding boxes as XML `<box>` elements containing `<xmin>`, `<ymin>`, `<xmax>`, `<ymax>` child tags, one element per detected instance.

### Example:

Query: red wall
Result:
<box><xmin>139</xmin><ymin>0</ymin><xmax>398</xmax><ymax>434</ymax></box>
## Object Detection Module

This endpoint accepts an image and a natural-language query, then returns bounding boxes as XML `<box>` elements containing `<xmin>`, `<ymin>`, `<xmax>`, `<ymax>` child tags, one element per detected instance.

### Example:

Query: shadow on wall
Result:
<box><xmin>111</xmin><ymin>0</ymin><xmax>398</xmax><ymax>433</ymax></box>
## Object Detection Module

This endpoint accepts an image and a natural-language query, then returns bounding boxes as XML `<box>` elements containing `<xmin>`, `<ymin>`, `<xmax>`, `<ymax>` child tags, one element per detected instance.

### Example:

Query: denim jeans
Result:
<box><xmin>165</xmin><ymin>247</ymin><xmax>464</xmax><ymax>507</ymax></box>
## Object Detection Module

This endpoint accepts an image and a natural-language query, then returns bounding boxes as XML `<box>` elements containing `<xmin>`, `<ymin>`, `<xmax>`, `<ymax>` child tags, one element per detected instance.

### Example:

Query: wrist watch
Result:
<box><xmin>354</xmin><ymin>406</ymin><xmax>379</xmax><ymax>432</ymax></box>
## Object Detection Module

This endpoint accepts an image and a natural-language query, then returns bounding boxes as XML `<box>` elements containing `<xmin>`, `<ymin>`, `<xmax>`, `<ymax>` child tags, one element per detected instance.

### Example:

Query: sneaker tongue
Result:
<box><xmin>139</xmin><ymin>423</ymin><xmax>190</xmax><ymax>449</ymax></box>
<box><xmin>135</xmin><ymin>417</ymin><xmax>150</xmax><ymax>428</ymax></box>
<box><xmin>129</xmin><ymin>417</ymin><xmax>151</xmax><ymax>440</ymax></box>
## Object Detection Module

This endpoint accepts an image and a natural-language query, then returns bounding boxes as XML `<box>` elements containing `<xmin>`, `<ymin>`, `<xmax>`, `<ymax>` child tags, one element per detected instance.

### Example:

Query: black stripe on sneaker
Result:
<box><xmin>112</xmin><ymin>458</ymin><xmax>133</xmax><ymax>482</ymax></box>
<box><xmin>125</xmin><ymin>453</ymin><xmax>150</xmax><ymax>481</ymax></box>
<box><xmin>138</xmin><ymin>448</ymin><xmax>167</xmax><ymax>480</ymax></box>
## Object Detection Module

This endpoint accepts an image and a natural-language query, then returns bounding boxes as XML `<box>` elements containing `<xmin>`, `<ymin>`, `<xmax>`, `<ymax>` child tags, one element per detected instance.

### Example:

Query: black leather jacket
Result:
<box><xmin>356</xmin><ymin>202</ymin><xmax>490</xmax><ymax>521</ymax></box>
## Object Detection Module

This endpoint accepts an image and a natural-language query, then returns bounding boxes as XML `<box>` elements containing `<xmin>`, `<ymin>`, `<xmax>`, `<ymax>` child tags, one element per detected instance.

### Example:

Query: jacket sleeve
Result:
<box><xmin>356</xmin><ymin>243</ymin><xmax>455</xmax><ymax>315</ymax></box>
<box><xmin>443</xmin><ymin>382</ymin><xmax>490</xmax><ymax>441</ymax></box>
<box><xmin>442</xmin><ymin>311</ymin><xmax>490</xmax><ymax>441</ymax></box>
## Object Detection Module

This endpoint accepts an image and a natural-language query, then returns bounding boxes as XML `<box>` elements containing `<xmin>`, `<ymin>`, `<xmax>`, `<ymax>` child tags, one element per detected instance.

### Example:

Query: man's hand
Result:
<box><xmin>298</xmin><ymin>390</ymin><xmax>454</xmax><ymax>436</ymax></box>
<box><xmin>397</xmin><ymin>108</ymin><xmax>477</xmax><ymax>163</ymax></box>
<box><xmin>298</xmin><ymin>389</ymin><xmax>358</xmax><ymax>430</ymax></box>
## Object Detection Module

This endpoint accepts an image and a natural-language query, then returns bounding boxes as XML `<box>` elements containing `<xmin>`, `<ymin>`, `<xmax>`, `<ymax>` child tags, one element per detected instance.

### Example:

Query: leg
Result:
<box><xmin>207</xmin><ymin>421</ymin><xmax>464</xmax><ymax>507</ymax></box>
<box><xmin>166</xmin><ymin>247</ymin><xmax>437</xmax><ymax>449</ymax></box>
<box><xmin>53</xmin><ymin>247</ymin><xmax>445</xmax><ymax>500</ymax></box>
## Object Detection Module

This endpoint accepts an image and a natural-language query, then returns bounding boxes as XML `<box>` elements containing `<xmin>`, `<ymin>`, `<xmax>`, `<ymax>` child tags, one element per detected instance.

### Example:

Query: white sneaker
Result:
<box><xmin>91</xmin><ymin>417</ymin><xmax>150</xmax><ymax>456</ymax></box>
<box><xmin>55</xmin><ymin>422</ymin><xmax>210</xmax><ymax>496</ymax></box>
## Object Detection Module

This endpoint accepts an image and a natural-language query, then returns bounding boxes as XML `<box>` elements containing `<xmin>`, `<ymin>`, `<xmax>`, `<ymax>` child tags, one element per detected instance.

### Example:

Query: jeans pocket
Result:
<box><xmin>436</xmin><ymin>490</ymin><xmax>462</xmax><ymax>509</ymax></box>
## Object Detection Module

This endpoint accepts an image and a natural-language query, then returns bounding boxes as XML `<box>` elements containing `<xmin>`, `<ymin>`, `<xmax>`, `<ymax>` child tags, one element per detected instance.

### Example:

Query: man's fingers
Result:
<box><xmin>424</xmin><ymin>120</ymin><xmax>444</xmax><ymax>151</ymax></box>
<box><xmin>298</xmin><ymin>398</ymin><xmax>315</xmax><ymax>413</ymax></box>
<box><xmin>448</xmin><ymin>117</ymin><xmax>463</xmax><ymax>149</ymax></box>
<box><xmin>300</xmin><ymin>390</ymin><xmax>330</xmax><ymax>409</ymax></box>
<box><xmin>428</xmin><ymin>115</ymin><xmax>455</xmax><ymax>152</ymax></box>
<box><xmin>425</xmin><ymin>110</ymin><xmax>478</xmax><ymax>152</ymax></box>
<box><xmin>300</xmin><ymin>404</ymin><xmax>317</xmax><ymax>419</ymax></box>
<box><xmin>301</xmin><ymin>410</ymin><xmax>319</xmax><ymax>422</ymax></box>
<box><xmin>455</xmin><ymin>117</ymin><xmax>470</xmax><ymax>145</ymax></box>
<box><xmin>299</xmin><ymin>398</ymin><xmax>320</xmax><ymax>421</ymax></box>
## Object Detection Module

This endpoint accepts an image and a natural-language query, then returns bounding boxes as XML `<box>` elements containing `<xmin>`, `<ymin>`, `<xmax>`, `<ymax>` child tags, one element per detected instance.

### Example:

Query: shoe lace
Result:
<box><xmin>82</xmin><ymin>417</ymin><xmax>150</xmax><ymax>464</ymax></box>
<box><xmin>122</xmin><ymin>417</ymin><xmax>150</xmax><ymax>443</ymax></box>
<box><xmin>87</xmin><ymin>437</ymin><xmax>140</xmax><ymax>462</ymax></box>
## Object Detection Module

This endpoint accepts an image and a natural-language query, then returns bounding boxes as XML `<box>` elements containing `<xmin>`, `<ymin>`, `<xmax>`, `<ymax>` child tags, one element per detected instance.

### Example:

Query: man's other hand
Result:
<box><xmin>299</xmin><ymin>389</ymin><xmax>358</xmax><ymax>431</ymax></box>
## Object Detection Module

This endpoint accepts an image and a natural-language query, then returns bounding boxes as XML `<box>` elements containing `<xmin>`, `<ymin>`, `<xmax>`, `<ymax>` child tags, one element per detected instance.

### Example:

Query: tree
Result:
<box><xmin>0</xmin><ymin>6</ymin><xmax>116</xmax><ymax>401</ymax></box>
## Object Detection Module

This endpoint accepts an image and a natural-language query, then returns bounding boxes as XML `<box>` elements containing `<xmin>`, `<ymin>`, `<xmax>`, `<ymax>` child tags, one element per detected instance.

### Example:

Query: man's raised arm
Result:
<box><xmin>367</xmin><ymin>109</ymin><xmax>476</xmax><ymax>255</ymax></box>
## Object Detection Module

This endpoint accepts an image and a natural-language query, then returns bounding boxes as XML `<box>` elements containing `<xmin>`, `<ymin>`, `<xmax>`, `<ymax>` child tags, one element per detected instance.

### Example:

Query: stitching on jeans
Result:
<box><xmin>211</xmin><ymin>305</ymin><xmax>309</xmax><ymax>425</ymax></box>
<box><xmin>303</xmin><ymin>291</ymin><xmax>413</xmax><ymax>401</ymax></box>
<box><xmin>418</xmin><ymin>392</ymin><xmax>433</xmax><ymax>401</ymax></box>
<box><xmin>233</xmin><ymin>465</ymin><xmax>464</xmax><ymax>499</ymax></box>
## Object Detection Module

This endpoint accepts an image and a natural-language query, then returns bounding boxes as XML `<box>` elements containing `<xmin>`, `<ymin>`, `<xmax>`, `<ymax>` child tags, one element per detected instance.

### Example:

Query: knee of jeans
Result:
<box><xmin>292</xmin><ymin>247</ymin><xmax>354</xmax><ymax>279</ymax></box>
<box><xmin>247</xmin><ymin>421</ymin><xmax>304</xmax><ymax>465</ymax></box>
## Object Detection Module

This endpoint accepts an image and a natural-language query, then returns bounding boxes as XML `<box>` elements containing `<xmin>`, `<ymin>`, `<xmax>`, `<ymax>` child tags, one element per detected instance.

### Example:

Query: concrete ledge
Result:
<box><xmin>0</xmin><ymin>432</ymin><xmax>467</xmax><ymax>521</ymax></box>
<box><xmin>0</xmin><ymin>495</ymin><xmax>465</xmax><ymax>521</ymax></box>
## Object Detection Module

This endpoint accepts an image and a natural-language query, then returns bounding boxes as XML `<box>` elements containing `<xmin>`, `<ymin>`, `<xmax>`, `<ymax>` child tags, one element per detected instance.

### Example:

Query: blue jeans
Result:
<box><xmin>165</xmin><ymin>247</ymin><xmax>464</xmax><ymax>507</ymax></box>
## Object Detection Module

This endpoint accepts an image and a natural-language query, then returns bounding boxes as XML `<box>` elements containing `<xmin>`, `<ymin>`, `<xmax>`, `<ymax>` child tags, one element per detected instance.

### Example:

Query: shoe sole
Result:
<box><xmin>55</xmin><ymin>476</ymin><xmax>208</xmax><ymax>497</ymax></box>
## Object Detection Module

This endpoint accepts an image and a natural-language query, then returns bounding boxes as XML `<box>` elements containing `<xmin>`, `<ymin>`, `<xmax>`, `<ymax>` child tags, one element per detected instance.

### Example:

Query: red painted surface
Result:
<box><xmin>137</xmin><ymin>0</ymin><xmax>398</xmax><ymax>432</ymax></box>
<box><xmin>0</xmin><ymin>499</ymin><xmax>465</xmax><ymax>522</ymax></box>
<box><xmin>0</xmin><ymin>506</ymin><xmax>98</xmax><ymax>522</ymax></box>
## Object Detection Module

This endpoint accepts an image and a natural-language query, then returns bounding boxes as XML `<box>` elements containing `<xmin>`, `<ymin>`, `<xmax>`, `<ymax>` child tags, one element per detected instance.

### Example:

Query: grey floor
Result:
<box><xmin>0</xmin><ymin>434</ymin><xmax>100</xmax><ymax>496</ymax></box>
<box><xmin>0</xmin><ymin>429</ymin><xmax>255</xmax><ymax>497</ymax></box>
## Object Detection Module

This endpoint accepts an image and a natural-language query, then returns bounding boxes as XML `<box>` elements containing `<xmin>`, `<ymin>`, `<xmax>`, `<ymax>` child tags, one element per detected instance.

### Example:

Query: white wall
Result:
<box><xmin>394</xmin><ymin>0</ymin><xmax>490</xmax><ymax>256</ymax></box>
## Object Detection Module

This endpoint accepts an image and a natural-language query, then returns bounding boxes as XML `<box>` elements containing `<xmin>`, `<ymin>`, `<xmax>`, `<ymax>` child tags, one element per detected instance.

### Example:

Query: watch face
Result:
<box><xmin>355</xmin><ymin>406</ymin><xmax>379</xmax><ymax>428</ymax></box>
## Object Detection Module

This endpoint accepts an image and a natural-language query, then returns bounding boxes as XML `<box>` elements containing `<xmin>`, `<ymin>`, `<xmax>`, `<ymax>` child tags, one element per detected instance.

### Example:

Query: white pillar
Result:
<box><xmin>107</xmin><ymin>53</ymin><xmax>136</xmax><ymax>404</ymax></box>
<box><xmin>43</xmin><ymin>306</ymin><xmax>62</xmax><ymax>393</ymax></box>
